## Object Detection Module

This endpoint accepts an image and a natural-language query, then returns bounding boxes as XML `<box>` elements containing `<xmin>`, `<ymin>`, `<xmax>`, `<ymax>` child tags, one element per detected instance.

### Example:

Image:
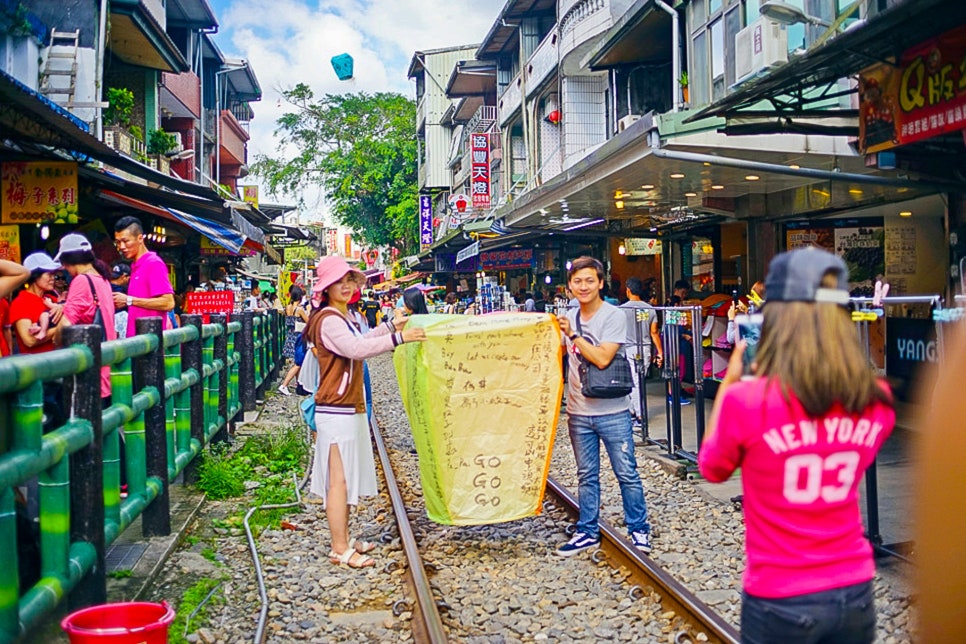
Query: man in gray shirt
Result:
<box><xmin>620</xmin><ymin>277</ymin><xmax>664</xmax><ymax>424</ymax></box>
<box><xmin>555</xmin><ymin>256</ymin><xmax>652</xmax><ymax>557</ymax></box>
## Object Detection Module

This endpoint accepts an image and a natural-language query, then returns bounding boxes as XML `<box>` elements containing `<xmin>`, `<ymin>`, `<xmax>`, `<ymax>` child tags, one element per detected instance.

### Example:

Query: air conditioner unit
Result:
<box><xmin>734</xmin><ymin>18</ymin><xmax>788</xmax><ymax>84</ymax></box>
<box><xmin>617</xmin><ymin>114</ymin><xmax>640</xmax><ymax>132</ymax></box>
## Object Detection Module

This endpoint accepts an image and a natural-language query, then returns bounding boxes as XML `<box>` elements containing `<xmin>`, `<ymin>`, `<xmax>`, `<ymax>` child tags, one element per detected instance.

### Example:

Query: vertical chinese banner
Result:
<box><xmin>0</xmin><ymin>225</ymin><xmax>21</xmax><ymax>262</ymax></box>
<box><xmin>1</xmin><ymin>161</ymin><xmax>79</xmax><ymax>223</ymax></box>
<box><xmin>325</xmin><ymin>229</ymin><xmax>338</xmax><ymax>255</ymax></box>
<box><xmin>470</xmin><ymin>133</ymin><xmax>490</xmax><ymax>210</ymax></box>
<box><xmin>242</xmin><ymin>185</ymin><xmax>259</xmax><ymax>209</ymax></box>
<box><xmin>344</xmin><ymin>233</ymin><xmax>352</xmax><ymax>257</ymax></box>
<box><xmin>419</xmin><ymin>195</ymin><xmax>433</xmax><ymax>250</ymax></box>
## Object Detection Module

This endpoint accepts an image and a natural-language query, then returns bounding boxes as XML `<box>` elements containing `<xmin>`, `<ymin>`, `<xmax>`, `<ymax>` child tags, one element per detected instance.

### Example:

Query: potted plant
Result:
<box><xmin>103</xmin><ymin>87</ymin><xmax>136</xmax><ymax>155</ymax></box>
<box><xmin>146</xmin><ymin>129</ymin><xmax>178</xmax><ymax>174</ymax></box>
<box><xmin>678</xmin><ymin>71</ymin><xmax>689</xmax><ymax>105</ymax></box>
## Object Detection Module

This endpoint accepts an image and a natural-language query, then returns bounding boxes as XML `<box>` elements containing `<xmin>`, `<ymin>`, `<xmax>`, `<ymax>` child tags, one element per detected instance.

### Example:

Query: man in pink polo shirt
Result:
<box><xmin>112</xmin><ymin>216</ymin><xmax>174</xmax><ymax>337</ymax></box>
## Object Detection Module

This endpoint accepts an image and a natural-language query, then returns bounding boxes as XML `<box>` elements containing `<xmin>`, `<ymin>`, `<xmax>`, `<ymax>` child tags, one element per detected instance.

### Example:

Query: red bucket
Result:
<box><xmin>61</xmin><ymin>601</ymin><xmax>175</xmax><ymax>644</ymax></box>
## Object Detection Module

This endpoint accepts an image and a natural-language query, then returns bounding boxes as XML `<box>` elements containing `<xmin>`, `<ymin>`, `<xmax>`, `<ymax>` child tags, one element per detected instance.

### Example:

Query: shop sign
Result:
<box><xmin>886</xmin><ymin>316</ymin><xmax>937</xmax><ymax>400</ymax></box>
<box><xmin>326</xmin><ymin>229</ymin><xmax>338</xmax><ymax>255</ymax></box>
<box><xmin>419</xmin><ymin>195</ymin><xmax>433</xmax><ymax>249</ymax></box>
<box><xmin>449</xmin><ymin>193</ymin><xmax>470</xmax><ymax>213</ymax></box>
<box><xmin>480</xmin><ymin>247</ymin><xmax>534</xmax><ymax>270</ymax></box>
<box><xmin>0</xmin><ymin>225</ymin><xmax>21</xmax><ymax>263</ymax></box>
<box><xmin>241</xmin><ymin>185</ymin><xmax>259</xmax><ymax>209</ymax></box>
<box><xmin>186</xmin><ymin>291</ymin><xmax>235</xmax><ymax>323</ymax></box>
<box><xmin>456</xmin><ymin>240</ymin><xmax>480</xmax><ymax>265</ymax></box>
<box><xmin>624</xmin><ymin>238</ymin><xmax>662</xmax><ymax>256</ymax></box>
<box><xmin>1</xmin><ymin>161</ymin><xmax>78</xmax><ymax>224</ymax></box>
<box><xmin>859</xmin><ymin>25</ymin><xmax>966</xmax><ymax>153</ymax></box>
<box><xmin>344</xmin><ymin>233</ymin><xmax>352</xmax><ymax>257</ymax></box>
<box><xmin>435</xmin><ymin>253</ymin><xmax>458</xmax><ymax>272</ymax></box>
<box><xmin>470</xmin><ymin>133</ymin><xmax>490</xmax><ymax>210</ymax></box>
<box><xmin>200</xmin><ymin>236</ymin><xmax>255</xmax><ymax>257</ymax></box>
<box><xmin>784</xmin><ymin>218</ymin><xmax>884</xmax><ymax>296</ymax></box>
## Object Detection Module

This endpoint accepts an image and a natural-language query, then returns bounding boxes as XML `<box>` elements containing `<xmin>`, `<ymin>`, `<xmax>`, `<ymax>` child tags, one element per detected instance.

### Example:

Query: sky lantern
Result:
<box><xmin>331</xmin><ymin>53</ymin><xmax>354</xmax><ymax>81</ymax></box>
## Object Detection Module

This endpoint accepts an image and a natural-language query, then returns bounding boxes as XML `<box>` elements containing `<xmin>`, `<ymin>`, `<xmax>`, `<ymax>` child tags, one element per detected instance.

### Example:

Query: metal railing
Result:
<box><xmin>0</xmin><ymin>310</ymin><xmax>282</xmax><ymax>642</ymax></box>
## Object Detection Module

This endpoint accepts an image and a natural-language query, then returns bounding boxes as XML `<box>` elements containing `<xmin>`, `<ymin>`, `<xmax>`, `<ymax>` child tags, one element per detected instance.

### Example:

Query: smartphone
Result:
<box><xmin>735</xmin><ymin>313</ymin><xmax>763</xmax><ymax>374</ymax></box>
<box><xmin>732</xmin><ymin>289</ymin><xmax>740</xmax><ymax>306</ymax></box>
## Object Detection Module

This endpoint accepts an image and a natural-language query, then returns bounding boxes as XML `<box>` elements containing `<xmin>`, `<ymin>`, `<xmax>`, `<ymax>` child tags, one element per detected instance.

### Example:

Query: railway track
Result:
<box><xmin>370</xmin><ymin>413</ymin><xmax>741</xmax><ymax>644</ymax></box>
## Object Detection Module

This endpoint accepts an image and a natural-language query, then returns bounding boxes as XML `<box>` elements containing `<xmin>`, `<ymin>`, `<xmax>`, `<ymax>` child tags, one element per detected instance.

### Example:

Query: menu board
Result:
<box><xmin>394</xmin><ymin>313</ymin><xmax>563</xmax><ymax>525</ymax></box>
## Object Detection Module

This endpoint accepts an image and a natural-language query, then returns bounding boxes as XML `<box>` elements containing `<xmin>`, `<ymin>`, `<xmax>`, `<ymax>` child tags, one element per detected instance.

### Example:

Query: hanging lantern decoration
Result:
<box><xmin>363</xmin><ymin>249</ymin><xmax>379</xmax><ymax>267</ymax></box>
<box><xmin>331</xmin><ymin>53</ymin><xmax>354</xmax><ymax>81</ymax></box>
<box><xmin>544</xmin><ymin>110</ymin><xmax>561</xmax><ymax>125</ymax></box>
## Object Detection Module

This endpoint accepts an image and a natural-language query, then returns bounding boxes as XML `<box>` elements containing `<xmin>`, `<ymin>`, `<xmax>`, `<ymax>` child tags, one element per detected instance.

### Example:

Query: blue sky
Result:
<box><xmin>205</xmin><ymin>0</ymin><xmax>504</xmax><ymax>216</ymax></box>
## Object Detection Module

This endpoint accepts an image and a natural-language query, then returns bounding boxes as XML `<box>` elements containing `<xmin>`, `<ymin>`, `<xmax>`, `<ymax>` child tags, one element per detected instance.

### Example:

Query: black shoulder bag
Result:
<box><xmin>575</xmin><ymin>313</ymin><xmax>633</xmax><ymax>399</ymax></box>
<box><xmin>84</xmin><ymin>275</ymin><xmax>108</xmax><ymax>341</ymax></box>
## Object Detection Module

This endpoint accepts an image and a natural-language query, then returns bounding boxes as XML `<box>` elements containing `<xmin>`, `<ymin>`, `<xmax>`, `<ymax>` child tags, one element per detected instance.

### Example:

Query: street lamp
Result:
<box><xmin>759</xmin><ymin>1</ymin><xmax>832</xmax><ymax>27</ymax></box>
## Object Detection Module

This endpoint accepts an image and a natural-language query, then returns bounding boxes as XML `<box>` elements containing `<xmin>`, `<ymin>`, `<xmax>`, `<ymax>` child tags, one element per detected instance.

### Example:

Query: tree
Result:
<box><xmin>253</xmin><ymin>86</ymin><xmax>418</xmax><ymax>252</ymax></box>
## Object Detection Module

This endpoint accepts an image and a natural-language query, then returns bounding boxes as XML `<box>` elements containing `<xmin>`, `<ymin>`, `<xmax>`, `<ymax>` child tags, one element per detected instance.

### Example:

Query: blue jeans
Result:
<box><xmin>741</xmin><ymin>582</ymin><xmax>875</xmax><ymax>644</ymax></box>
<box><xmin>568</xmin><ymin>410</ymin><xmax>649</xmax><ymax>537</ymax></box>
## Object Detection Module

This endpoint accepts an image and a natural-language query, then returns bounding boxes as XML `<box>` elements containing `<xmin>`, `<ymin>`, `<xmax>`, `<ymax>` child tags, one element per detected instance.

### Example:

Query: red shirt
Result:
<box><xmin>9</xmin><ymin>290</ymin><xmax>55</xmax><ymax>354</ymax></box>
<box><xmin>0</xmin><ymin>298</ymin><xmax>10</xmax><ymax>356</ymax></box>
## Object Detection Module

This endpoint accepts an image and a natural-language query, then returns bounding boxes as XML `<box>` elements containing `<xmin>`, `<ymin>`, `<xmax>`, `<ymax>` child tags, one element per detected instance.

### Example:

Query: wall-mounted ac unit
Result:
<box><xmin>617</xmin><ymin>114</ymin><xmax>640</xmax><ymax>132</ymax></box>
<box><xmin>734</xmin><ymin>18</ymin><xmax>788</xmax><ymax>84</ymax></box>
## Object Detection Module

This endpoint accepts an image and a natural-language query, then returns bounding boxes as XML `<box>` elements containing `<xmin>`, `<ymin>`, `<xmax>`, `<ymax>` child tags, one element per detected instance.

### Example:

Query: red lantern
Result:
<box><xmin>544</xmin><ymin>110</ymin><xmax>561</xmax><ymax>125</ymax></box>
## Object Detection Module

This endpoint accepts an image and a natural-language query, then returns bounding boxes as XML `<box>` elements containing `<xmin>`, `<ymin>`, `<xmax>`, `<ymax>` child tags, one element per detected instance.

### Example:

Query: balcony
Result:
<box><xmin>526</xmin><ymin>27</ymin><xmax>558</xmax><ymax>93</ymax></box>
<box><xmin>559</xmin><ymin>0</ymin><xmax>612</xmax><ymax>73</ymax></box>
<box><xmin>160</xmin><ymin>71</ymin><xmax>200</xmax><ymax>118</ymax></box>
<box><xmin>498</xmin><ymin>72</ymin><xmax>523</xmax><ymax>126</ymax></box>
<box><xmin>219</xmin><ymin>109</ymin><xmax>249</xmax><ymax>168</ymax></box>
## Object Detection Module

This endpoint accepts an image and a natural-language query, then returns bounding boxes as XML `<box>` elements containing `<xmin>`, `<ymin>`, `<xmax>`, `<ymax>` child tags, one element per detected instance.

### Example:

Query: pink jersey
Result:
<box><xmin>698</xmin><ymin>377</ymin><xmax>895</xmax><ymax>599</ymax></box>
<box><xmin>126</xmin><ymin>251</ymin><xmax>174</xmax><ymax>337</ymax></box>
<box><xmin>64</xmin><ymin>273</ymin><xmax>117</xmax><ymax>398</ymax></box>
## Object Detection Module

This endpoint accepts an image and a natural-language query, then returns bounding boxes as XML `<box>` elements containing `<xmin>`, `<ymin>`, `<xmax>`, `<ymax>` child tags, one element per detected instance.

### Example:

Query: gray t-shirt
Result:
<box><xmin>565</xmin><ymin>302</ymin><xmax>630</xmax><ymax>417</ymax></box>
<box><xmin>619</xmin><ymin>300</ymin><xmax>655</xmax><ymax>357</ymax></box>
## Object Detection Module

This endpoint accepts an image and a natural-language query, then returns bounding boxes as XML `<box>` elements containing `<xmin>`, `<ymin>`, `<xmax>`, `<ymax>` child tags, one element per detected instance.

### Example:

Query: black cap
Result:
<box><xmin>765</xmin><ymin>247</ymin><xmax>850</xmax><ymax>305</ymax></box>
<box><xmin>111</xmin><ymin>263</ymin><xmax>131</xmax><ymax>280</ymax></box>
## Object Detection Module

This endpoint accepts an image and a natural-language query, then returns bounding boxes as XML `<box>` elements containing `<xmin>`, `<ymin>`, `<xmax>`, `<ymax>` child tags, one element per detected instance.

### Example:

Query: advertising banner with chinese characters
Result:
<box><xmin>0</xmin><ymin>225</ymin><xmax>21</xmax><ymax>262</ymax></box>
<box><xmin>480</xmin><ymin>248</ymin><xmax>534</xmax><ymax>271</ymax></box>
<box><xmin>185</xmin><ymin>291</ymin><xmax>236</xmax><ymax>323</ymax></box>
<box><xmin>326</xmin><ymin>229</ymin><xmax>338</xmax><ymax>255</ymax></box>
<box><xmin>470</xmin><ymin>133</ymin><xmax>491</xmax><ymax>209</ymax></box>
<box><xmin>859</xmin><ymin>25</ymin><xmax>966</xmax><ymax>153</ymax></box>
<box><xmin>1</xmin><ymin>162</ymin><xmax>78</xmax><ymax>224</ymax></box>
<box><xmin>200</xmin><ymin>236</ymin><xmax>256</xmax><ymax>257</ymax></box>
<box><xmin>394</xmin><ymin>313</ymin><xmax>563</xmax><ymax>525</ymax></box>
<box><xmin>241</xmin><ymin>185</ymin><xmax>259</xmax><ymax>209</ymax></box>
<box><xmin>419</xmin><ymin>194</ymin><xmax>433</xmax><ymax>249</ymax></box>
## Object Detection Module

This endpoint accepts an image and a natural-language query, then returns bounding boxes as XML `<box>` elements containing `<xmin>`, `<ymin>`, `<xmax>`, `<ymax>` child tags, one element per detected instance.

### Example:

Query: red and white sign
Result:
<box><xmin>449</xmin><ymin>193</ymin><xmax>470</xmax><ymax>213</ymax></box>
<box><xmin>470</xmin><ymin>133</ymin><xmax>491</xmax><ymax>209</ymax></box>
<box><xmin>185</xmin><ymin>291</ymin><xmax>235</xmax><ymax>323</ymax></box>
<box><xmin>326</xmin><ymin>229</ymin><xmax>338</xmax><ymax>255</ymax></box>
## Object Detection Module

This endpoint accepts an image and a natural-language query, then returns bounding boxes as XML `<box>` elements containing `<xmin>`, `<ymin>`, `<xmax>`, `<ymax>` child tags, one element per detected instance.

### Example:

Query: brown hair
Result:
<box><xmin>755</xmin><ymin>271</ymin><xmax>892</xmax><ymax>416</ymax></box>
<box><xmin>567</xmin><ymin>256</ymin><xmax>605</xmax><ymax>283</ymax></box>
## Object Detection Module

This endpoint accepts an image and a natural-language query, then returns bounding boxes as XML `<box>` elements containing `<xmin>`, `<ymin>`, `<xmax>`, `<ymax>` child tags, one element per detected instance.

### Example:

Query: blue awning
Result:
<box><xmin>167</xmin><ymin>208</ymin><xmax>246</xmax><ymax>254</ymax></box>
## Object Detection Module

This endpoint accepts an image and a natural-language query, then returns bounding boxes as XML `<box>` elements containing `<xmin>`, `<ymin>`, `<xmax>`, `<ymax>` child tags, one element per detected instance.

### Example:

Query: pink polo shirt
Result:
<box><xmin>698</xmin><ymin>377</ymin><xmax>895</xmax><ymax>599</ymax></box>
<box><xmin>64</xmin><ymin>273</ymin><xmax>117</xmax><ymax>398</ymax></box>
<box><xmin>126</xmin><ymin>251</ymin><xmax>174</xmax><ymax>337</ymax></box>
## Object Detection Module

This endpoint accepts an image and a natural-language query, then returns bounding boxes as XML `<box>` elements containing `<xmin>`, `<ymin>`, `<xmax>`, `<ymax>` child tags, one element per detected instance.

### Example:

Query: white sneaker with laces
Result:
<box><xmin>278</xmin><ymin>385</ymin><xmax>292</xmax><ymax>396</ymax></box>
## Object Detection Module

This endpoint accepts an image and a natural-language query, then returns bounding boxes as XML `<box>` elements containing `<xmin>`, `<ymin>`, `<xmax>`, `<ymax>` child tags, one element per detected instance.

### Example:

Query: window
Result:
<box><xmin>689</xmin><ymin>0</ymin><xmax>746</xmax><ymax>107</ymax></box>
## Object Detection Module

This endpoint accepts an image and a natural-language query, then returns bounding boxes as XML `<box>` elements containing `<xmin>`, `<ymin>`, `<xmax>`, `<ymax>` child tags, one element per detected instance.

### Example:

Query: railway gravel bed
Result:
<box><xmin>147</xmin><ymin>353</ymin><xmax>916</xmax><ymax>643</ymax></box>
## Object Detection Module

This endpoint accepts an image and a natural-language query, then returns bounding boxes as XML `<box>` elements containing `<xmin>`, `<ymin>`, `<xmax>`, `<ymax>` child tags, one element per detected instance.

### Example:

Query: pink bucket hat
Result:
<box><xmin>312</xmin><ymin>255</ymin><xmax>365</xmax><ymax>295</ymax></box>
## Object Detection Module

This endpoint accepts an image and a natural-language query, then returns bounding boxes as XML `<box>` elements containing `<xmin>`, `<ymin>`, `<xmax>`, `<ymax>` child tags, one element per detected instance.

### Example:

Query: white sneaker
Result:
<box><xmin>278</xmin><ymin>385</ymin><xmax>291</xmax><ymax>396</ymax></box>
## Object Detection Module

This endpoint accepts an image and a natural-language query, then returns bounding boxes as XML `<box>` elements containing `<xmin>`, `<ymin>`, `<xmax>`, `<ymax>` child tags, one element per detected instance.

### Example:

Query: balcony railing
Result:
<box><xmin>219</xmin><ymin>109</ymin><xmax>249</xmax><ymax>167</ymax></box>
<box><xmin>526</xmin><ymin>27</ymin><xmax>558</xmax><ymax>93</ymax></box>
<box><xmin>161</xmin><ymin>71</ymin><xmax>201</xmax><ymax>117</ymax></box>
<box><xmin>498</xmin><ymin>73</ymin><xmax>523</xmax><ymax>126</ymax></box>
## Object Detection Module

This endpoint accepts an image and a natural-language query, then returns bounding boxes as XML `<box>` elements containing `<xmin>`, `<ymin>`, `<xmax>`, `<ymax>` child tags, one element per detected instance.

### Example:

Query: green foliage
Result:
<box><xmin>196</xmin><ymin>446</ymin><xmax>247</xmax><ymax>500</ymax></box>
<box><xmin>128</xmin><ymin>125</ymin><xmax>144</xmax><ymax>142</ymax></box>
<box><xmin>252</xmin><ymin>87</ymin><xmax>418</xmax><ymax>252</ymax></box>
<box><xmin>200</xmin><ymin>547</ymin><xmax>218</xmax><ymax>563</ymax></box>
<box><xmin>147</xmin><ymin>128</ymin><xmax>178</xmax><ymax>155</ymax></box>
<box><xmin>678</xmin><ymin>71</ymin><xmax>689</xmax><ymax>87</ymax></box>
<box><xmin>107</xmin><ymin>569</ymin><xmax>132</xmax><ymax>579</ymax></box>
<box><xmin>169</xmin><ymin>577</ymin><xmax>224</xmax><ymax>644</ymax></box>
<box><xmin>105</xmin><ymin>87</ymin><xmax>134</xmax><ymax>127</ymax></box>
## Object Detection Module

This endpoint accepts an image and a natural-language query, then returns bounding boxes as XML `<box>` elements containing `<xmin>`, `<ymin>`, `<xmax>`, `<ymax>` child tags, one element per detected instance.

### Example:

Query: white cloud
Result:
<box><xmin>212</xmin><ymin>0</ymin><xmax>504</xmax><ymax>222</ymax></box>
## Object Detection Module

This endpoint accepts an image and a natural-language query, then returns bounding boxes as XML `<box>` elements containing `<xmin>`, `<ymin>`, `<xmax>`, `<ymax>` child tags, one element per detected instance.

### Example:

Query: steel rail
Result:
<box><xmin>545</xmin><ymin>476</ymin><xmax>740</xmax><ymax>644</ymax></box>
<box><xmin>369</xmin><ymin>415</ymin><xmax>448</xmax><ymax>643</ymax></box>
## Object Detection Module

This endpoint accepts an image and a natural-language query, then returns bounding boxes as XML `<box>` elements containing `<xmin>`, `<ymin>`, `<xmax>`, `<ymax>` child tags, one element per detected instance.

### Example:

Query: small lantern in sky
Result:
<box><xmin>331</xmin><ymin>53</ymin><xmax>354</xmax><ymax>80</ymax></box>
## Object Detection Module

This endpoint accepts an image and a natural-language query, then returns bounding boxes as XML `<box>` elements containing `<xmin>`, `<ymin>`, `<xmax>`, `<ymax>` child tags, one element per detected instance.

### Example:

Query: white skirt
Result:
<box><xmin>309</xmin><ymin>411</ymin><xmax>378</xmax><ymax>507</ymax></box>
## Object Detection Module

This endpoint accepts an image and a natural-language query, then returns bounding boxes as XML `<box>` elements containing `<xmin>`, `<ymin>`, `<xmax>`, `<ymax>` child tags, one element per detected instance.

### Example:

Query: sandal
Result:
<box><xmin>349</xmin><ymin>537</ymin><xmax>376</xmax><ymax>554</ymax></box>
<box><xmin>329</xmin><ymin>548</ymin><xmax>375</xmax><ymax>568</ymax></box>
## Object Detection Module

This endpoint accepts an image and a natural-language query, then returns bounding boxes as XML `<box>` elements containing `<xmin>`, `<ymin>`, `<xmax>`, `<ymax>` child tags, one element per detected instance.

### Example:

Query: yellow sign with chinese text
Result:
<box><xmin>0</xmin><ymin>225</ymin><xmax>21</xmax><ymax>262</ymax></box>
<box><xmin>242</xmin><ymin>185</ymin><xmax>259</xmax><ymax>209</ymax></box>
<box><xmin>394</xmin><ymin>313</ymin><xmax>564</xmax><ymax>525</ymax></box>
<box><xmin>1</xmin><ymin>162</ymin><xmax>79</xmax><ymax>224</ymax></box>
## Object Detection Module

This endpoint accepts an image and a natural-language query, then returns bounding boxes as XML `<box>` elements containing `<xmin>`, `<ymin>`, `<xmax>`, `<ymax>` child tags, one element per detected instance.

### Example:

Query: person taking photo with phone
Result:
<box><xmin>698</xmin><ymin>247</ymin><xmax>895</xmax><ymax>644</ymax></box>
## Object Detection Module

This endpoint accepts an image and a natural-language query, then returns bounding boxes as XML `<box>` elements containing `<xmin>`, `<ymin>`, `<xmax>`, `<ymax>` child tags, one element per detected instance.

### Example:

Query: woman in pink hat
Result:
<box><xmin>306</xmin><ymin>255</ymin><xmax>425</xmax><ymax>568</ymax></box>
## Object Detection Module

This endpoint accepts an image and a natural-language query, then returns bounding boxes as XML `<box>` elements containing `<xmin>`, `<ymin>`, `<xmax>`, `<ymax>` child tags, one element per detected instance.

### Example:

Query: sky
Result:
<box><xmin>207</xmin><ymin>0</ymin><xmax>505</xmax><ymax>222</ymax></box>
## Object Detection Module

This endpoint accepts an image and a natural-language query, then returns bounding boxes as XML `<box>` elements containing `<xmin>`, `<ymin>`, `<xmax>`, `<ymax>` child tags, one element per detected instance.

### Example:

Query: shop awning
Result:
<box><xmin>167</xmin><ymin>208</ymin><xmax>246</xmax><ymax>254</ymax></box>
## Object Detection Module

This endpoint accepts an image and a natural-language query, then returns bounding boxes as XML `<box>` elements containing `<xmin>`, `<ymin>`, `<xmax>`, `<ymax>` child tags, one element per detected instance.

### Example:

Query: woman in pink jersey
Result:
<box><xmin>699</xmin><ymin>247</ymin><xmax>895</xmax><ymax>644</ymax></box>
